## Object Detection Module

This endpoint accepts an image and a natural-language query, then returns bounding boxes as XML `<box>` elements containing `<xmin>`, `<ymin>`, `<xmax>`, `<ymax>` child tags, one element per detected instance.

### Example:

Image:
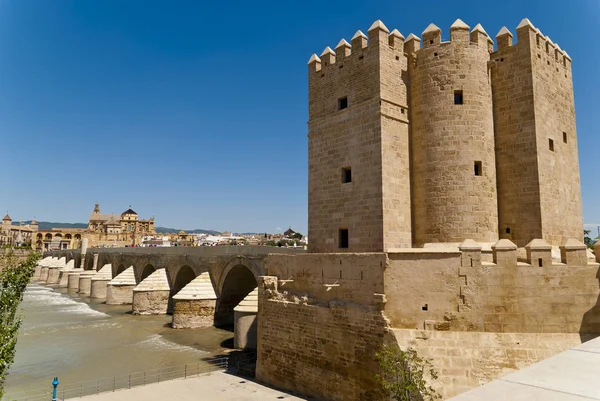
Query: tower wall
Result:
<box><xmin>492</xmin><ymin>22</ymin><xmax>582</xmax><ymax>246</ymax></box>
<box><xmin>308</xmin><ymin>22</ymin><xmax>412</xmax><ymax>253</ymax></box>
<box><xmin>410</xmin><ymin>24</ymin><xmax>498</xmax><ymax>245</ymax></box>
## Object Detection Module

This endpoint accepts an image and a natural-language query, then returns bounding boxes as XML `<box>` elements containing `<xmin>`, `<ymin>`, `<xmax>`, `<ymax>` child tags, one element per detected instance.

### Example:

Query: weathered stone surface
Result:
<box><xmin>46</xmin><ymin>268</ymin><xmax>60</xmax><ymax>284</ymax></box>
<box><xmin>106</xmin><ymin>284</ymin><xmax>135</xmax><ymax>305</ymax></box>
<box><xmin>172</xmin><ymin>299</ymin><xmax>216</xmax><ymax>329</ymax></box>
<box><xmin>78</xmin><ymin>272</ymin><xmax>95</xmax><ymax>296</ymax></box>
<box><xmin>234</xmin><ymin>288</ymin><xmax>258</xmax><ymax>349</ymax></box>
<box><xmin>67</xmin><ymin>270</ymin><xmax>84</xmax><ymax>291</ymax></box>
<box><xmin>90</xmin><ymin>279</ymin><xmax>110</xmax><ymax>300</ymax></box>
<box><xmin>132</xmin><ymin>290</ymin><xmax>170</xmax><ymax>315</ymax></box>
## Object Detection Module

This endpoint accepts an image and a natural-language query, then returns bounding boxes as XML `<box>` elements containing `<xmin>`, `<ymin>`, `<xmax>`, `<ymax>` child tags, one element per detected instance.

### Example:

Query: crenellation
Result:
<box><xmin>495</xmin><ymin>26</ymin><xmax>513</xmax><ymax>49</ymax></box>
<box><xmin>334</xmin><ymin>39</ymin><xmax>351</xmax><ymax>59</ymax></box>
<box><xmin>450</xmin><ymin>19</ymin><xmax>470</xmax><ymax>43</ymax></box>
<box><xmin>308</xmin><ymin>18</ymin><xmax>582</xmax><ymax>252</ymax></box>
<box><xmin>367</xmin><ymin>19</ymin><xmax>389</xmax><ymax>45</ymax></box>
<box><xmin>319</xmin><ymin>46</ymin><xmax>335</xmax><ymax>66</ymax></box>
<box><xmin>469</xmin><ymin>23</ymin><xmax>490</xmax><ymax>48</ymax></box>
<box><xmin>350</xmin><ymin>30</ymin><xmax>367</xmax><ymax>49</ymax></box>
<box><xmin>491</xmin><ymin>239</ymin><xmax>518</xmax><ymax>267</ymax></box>
<box><xmin>525</xmin><ymin>239</ymin><xmax>552</xmax><ymax>267</ymax></box>
<box><xmin>307</xmin><ymin>54</ymin><xmax>321</xmax><ymax>72</ymax></box>
<box><xmin>388</xmin><ymin>29</ymin><xmax>404</xmax><ymax>51</ymax></box>
<box><xmin>404</xmin><ymin>33</ymin><xmax>421</xmax><ymax>54</ymax></box>
<box><xmin>421</xmin><ymin>23</ymin><xmax>442</xmax><ymax>48</ymax></box>
<box><xmin>560</xmin><ymin>239</ymin><xmax>588</xmax><ymax>266</ymax></box>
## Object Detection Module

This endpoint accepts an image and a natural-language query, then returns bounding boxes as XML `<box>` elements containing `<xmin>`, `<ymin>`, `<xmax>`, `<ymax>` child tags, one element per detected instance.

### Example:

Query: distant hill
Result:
<box><xmin>155</xmin><ymin>227</ymin><xmax>220</xmax><ymax>235</ymax></box>
<box><xmin>23</xmin><ymin>221</ymin><xmax>88</xmax><ymax>230</ymax></box>
<box><xmin>22</xmin><ymin>221</ymin><xmax>219</xmax><ymax>235</ymax></box>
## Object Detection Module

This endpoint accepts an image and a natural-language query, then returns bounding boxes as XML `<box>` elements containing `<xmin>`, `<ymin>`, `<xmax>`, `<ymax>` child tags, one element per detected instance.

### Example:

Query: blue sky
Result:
<box><xmin>0</xmin><ymin>0</ymin><xmax>597</xmax><ymax>234</ymax></box>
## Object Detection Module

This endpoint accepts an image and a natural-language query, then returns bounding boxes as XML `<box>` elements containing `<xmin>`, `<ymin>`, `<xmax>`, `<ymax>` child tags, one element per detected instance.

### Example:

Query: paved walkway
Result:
<box><xmin>450</xmin><ymin>336</ymin><xmax>600</xmax><ymax>400</ymax></box>
<box><xmin>70</xmin><ymin>371</ymin><xmax>309</xmax><ymax>401</ymax></box>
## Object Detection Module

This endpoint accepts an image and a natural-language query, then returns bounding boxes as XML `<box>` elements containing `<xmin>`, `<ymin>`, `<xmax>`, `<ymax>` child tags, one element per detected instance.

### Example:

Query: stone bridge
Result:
<box><xmin>37</xmin><ymin>246</ymin><xmax>304</xmax><ymax>332</ymax></box>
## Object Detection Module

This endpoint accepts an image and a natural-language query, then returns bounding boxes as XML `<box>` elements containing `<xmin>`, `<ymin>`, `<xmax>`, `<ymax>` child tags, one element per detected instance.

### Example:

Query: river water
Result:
<box><xmin>4</xmin><ymin>282</ymin><xmax>233</xmax><ymax>398</ymax></box>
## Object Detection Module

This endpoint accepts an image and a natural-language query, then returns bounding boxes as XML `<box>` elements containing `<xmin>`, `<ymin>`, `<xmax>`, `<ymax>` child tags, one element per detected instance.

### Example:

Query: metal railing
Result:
<box><xmin>4</xmin><ymin>356</ymin><xmax>228</xmax><ymax>401</ymax></box>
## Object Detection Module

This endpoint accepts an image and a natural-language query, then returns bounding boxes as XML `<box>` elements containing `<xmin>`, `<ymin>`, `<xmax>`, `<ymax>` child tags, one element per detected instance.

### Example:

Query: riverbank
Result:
<box><xmin>5</xmin><ymin>283</ymin><xmax>234</xmax><ymax>398</ymax></box>
<box><xmin>69</xmin><ymin>371</ymin><xmax>309</xmax><ymax>401</ymax></box>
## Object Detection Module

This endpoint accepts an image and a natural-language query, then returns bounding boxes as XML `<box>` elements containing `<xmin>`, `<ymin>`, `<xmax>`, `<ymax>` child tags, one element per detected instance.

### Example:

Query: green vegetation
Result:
<box><xmin>0</xmin><ymin>251</ymin><xmax>40</xmax><ymax>397</ymax></box>
<box><xmin>376</xmin><ymin>345</ymin><xmax>440</xmax><ymax>401</ymax></box>
<box><xmin>584</xmin><ymin>229</ymin><xmax>596</xmax><ymax>249</ymax></box>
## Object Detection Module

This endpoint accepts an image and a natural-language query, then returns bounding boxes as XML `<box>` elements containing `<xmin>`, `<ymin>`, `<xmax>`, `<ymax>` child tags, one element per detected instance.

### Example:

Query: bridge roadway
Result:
<box><xmin>39</xmin><ymin>246</ymin><xmax>304</xmax><ymax>329</ymax></box>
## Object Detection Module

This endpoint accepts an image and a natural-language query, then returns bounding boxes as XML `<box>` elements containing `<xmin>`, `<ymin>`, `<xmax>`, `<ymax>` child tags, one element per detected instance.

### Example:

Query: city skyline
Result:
<box><xmin>0</xmin><ymin>0</ymin><xmax>598</xmax><ymax>234</ymax></box>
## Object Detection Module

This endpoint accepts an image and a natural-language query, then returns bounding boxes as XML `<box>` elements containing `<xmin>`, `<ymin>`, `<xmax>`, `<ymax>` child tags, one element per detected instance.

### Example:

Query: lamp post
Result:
<box><xmin>52</xmin><ymin>377</ymin><xmax>59</xmax><ymax>401</ymax></box>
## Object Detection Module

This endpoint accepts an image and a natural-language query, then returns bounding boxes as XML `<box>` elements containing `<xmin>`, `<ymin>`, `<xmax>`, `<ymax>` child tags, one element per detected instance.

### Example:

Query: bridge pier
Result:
<box><xmin>67</xmin><ymin>269</ymin><xmax>84</xmax><ymax>291</ymax></box>
<box><xmin>39</xmin><ymin>265</ymin><xmax>50</xmax><ymax>281</ymax></box>
<box><xmin>34</xmin><ymin>257</ymin><xmax>51</xmax><ymax>279</ymax></box>
<box><xmin>172</xmin><ymin>272</ymin><xmax>217</xmax><ymax>329</ymax></box>
<box><xmin>90</xmin><ymin>264</ymin><xmax>112</xmax><ymax>300</ymax></box>
<box><xmin>233</xmin><ymin>288</ymin><xmax>258</xmax><ymax>350</ymax></box>
<box><xmin>78</xmin><ymin>271</ymin><xmax>97</xmax><ymax>296</ymax></box>
<box><xmin>46</xmin><ymin>257</ymin><xmax>65</xmax><ymax>284</ymax></box>
<box><xmin>132</xmin><ymin>268</ymin><xmax>170</xmax><ymax>315</ymax></box>
<box><xmin>106</xmin><ymin>266</ymin><xmax>136</xmax><ymax>305</ymax></box>
<box><xmin>58</xmin><ymin>260</ymin><xmax>75</xmax><ymax>287</ymax></box>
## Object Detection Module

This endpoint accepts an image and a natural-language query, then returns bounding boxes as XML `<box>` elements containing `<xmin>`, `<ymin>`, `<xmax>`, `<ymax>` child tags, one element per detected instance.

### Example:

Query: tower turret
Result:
<box><xmin>410</xmin><ymin>20</ymin><xmax>498</xmax><ymax>245</ymax></box>
<box><xmin>491</xmin><ymin>18</ymin><xmax>581</xmax><ymax>246</ymax></box>
<box><xmin>307</xmin><ymin>20</ymin><xmax>412</xmax><ymax>252</ymax></box>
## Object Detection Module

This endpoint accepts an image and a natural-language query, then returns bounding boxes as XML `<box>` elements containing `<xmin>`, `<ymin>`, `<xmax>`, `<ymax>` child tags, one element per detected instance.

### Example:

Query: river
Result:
<box><xmin>4</xmin><ymin>282</ymin><xmax>233</xmax><ymax>398</ymax></box>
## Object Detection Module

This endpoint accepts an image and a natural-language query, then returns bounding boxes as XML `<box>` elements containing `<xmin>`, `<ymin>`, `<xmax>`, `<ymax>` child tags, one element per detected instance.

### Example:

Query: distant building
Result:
<box><xmin>32</xmin><ymin>203</ymin><xmax>158</xmax><ymax>250</ymax></box>
<box><xmin>0</xmin><ymin>213</ymin><xmax>36</xmax><ymax>247</ymax></box>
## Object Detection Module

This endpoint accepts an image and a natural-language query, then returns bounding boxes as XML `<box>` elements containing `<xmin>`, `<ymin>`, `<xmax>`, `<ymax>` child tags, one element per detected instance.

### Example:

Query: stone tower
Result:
<box><xmin>2</xmin><ymin>212</ymin><xmax>12</xmax><ymax>232</ymax></box>
<box><xmin>307</xmin><ymin>21</ymin><xmax>412</xmax><ymax>252</ymax></box>
<box><xmin>307</xmin><ymin>18</ymin><xmax>583</xmax><ymax>251</ymax></box>
<box><xmin>491</xmin><ymin>19</ymin><xmax>582</xmax><ymax>247</ymax></box>
<box><xmin>410</xmin><ymin>20</ymin><xmax>498</xmax><ymax>246</ymax></box>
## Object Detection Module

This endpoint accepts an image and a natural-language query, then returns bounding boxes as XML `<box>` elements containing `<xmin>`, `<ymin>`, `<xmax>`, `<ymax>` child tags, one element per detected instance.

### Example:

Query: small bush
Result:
<box><xmin>375</xmin><ymin>345</ymin><xmax>440</xmax><ymax>401</ymax></box>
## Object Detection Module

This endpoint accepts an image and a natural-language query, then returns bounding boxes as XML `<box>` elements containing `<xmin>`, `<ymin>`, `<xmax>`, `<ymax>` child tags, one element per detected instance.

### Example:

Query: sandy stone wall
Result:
<box><xmin>492</xmin><ymin>24</ymin><xmax>582</xmax><ymax>247</ymax></box>
<box><xmin>384</xmin><ymin>245</ymin><xmax>600</xmax><ymax>334</ymax></box>
<box><xmin>132</xmin><ymin>290</ymin><xmax>169</xmax><ymax>315</ymax></box>
<box><xmin>410</xmin><ymin>25</ymin><xmax>498</xmax><ymax>245</ymax></box>
<box><xmin>171</xmin><ymin>299</ymin><xmax>216</xmax><ymax>328</ymax></box>
<box><xmin>256</xmin><ymin>276</ymin><xmax>388</xmax><ymax>401</ymax></box>
<box><xmin>392</xmin><ymin>329</ymin><xmax>581</xmax><ymax>399</ymax></box>
<box><xmin>527</xmin><ymin>27</ymin><xmax>583</xmax><ymax>244</ymax></box>
<box><xmin>258</xmin><ymin>248</ymin><xmax>600</xmax><ymax>400</ymax></box>
<box><xmin>106</xmin><ymin>284</ymin><xmax>134</xmax><ymax>305</ymax></box>
<box><xmin>90</xmin><ymin>279</ymin><xmax>109</xmax><ymax>299</ymax></box>
<box><xmin>307</xmin><ymin>22</ymin><xmax>412</xmax><ymax>253</ymax></box>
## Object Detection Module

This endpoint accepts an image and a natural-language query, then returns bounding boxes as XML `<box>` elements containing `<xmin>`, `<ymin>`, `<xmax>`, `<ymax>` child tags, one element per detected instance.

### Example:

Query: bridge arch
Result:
<box><xmin>215</xmin><ymin>257</ymin><xmax>260</xmax><ymax>328</ymax></box>
<box><xmin>140</xmin><ymin>264</ymin><xmax>156</xmax><ymax>283</ymax></box>
<box><xmin>115</xmin><ymin>264</ymin><xmax>127</xmax><ymax>277</ymax></box>
<box><xmin>171</xmin><ymin>265</ymin><xmax>195</xmax><ymax>296</ymax></box>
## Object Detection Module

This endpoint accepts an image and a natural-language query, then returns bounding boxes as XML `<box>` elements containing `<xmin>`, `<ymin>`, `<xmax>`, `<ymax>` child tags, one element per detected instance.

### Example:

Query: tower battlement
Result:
<box><xmin>308</xmin><ymin>18</ymin><xmax>583</xmax><ymax>252</ymax></box>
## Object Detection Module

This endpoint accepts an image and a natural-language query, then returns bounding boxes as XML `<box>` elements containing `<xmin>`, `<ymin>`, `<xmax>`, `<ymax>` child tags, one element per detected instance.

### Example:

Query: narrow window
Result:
<box><xmin>506</xmin><ymin>227</ymin><xmax>511</xmax><ymax>234</ymax></box>
<box><xmin>422</xmin><ymin>304</ymin><xmax>428</xmax><ymax>311</ymax></box>
<box><xmin>474</xmin><ymin>161</ymin><xmax>482</xmax><ymax>176</ymax></box>
<box><xmin>549</xmin><ymin>138</ymin><xmax>554</xmax><ymax>151</ymax></box>
<box><xmin>563</xmin><ymin>132</ymin><xmax>568</xmax><ymax>144</ymax></box>
<box><xmin>454</xmin><ymin>90</ymin><xmax>463</xmax><ymax>105</ymax></box>
<box><xmin>339</xmin><ymin>229</ymin><xmax>349</xmax><ymax>249</ymax></box>
<box><xmin>338</xmin><ymin>97</ymin><xmax>348</xmax><ymax>110</ymax></box>
<box><xmin>341</xmin><ymin>167</ymin><xmax>352</xmax><ymax>183</ymax></box>
<box><xmin>538</xmin><ymin>258</ymin><xmax>543</xmax><ymax>267</ymax></box>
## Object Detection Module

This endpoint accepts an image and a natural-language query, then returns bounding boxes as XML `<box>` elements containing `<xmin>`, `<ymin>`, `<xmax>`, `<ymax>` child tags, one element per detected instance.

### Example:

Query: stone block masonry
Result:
<box><xmin>257</xmin><ymin>239</ymin><xmax>600</xmax><ymax>400</ymax></box>
<box><xmin>308</xmin><ymin>18</ymin><xmax>581</xmax><ymax>251</ymax></box>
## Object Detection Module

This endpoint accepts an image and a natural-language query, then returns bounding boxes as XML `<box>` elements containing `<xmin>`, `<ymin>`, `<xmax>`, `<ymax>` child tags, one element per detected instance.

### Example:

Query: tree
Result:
<box><xmin>0</xmin><ymin>251</ymin><xmax>40</xmax><ymax>397</ymax></box>
<box><xmin>375</xmin><ymin>345</ymin><xmax>440</xmax><ymax>401</ymax></box>
<box><xmin>584</xmin><ymin>229</ymin><xmax>594</xmax><ymax>249</ymax></box>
